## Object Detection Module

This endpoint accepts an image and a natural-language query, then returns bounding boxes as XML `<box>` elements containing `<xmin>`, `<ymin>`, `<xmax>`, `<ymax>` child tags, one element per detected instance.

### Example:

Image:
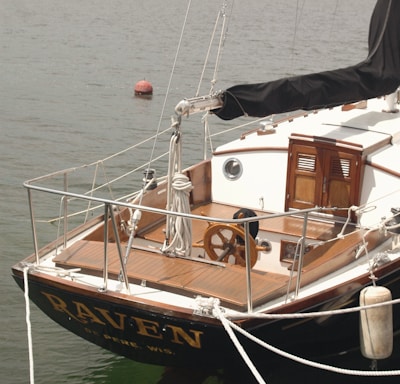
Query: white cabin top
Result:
<box><xmin>211</xmin><ymin>96</ymin><xmax>400</xmax><ymax>227</ymax></box>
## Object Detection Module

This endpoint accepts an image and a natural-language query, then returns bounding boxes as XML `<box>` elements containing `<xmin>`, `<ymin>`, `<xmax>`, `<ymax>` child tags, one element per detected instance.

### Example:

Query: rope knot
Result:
<box><xmin>193</xmin><ymin>296</ymin><xmax>220</xmax><ymax>317</ymax></box>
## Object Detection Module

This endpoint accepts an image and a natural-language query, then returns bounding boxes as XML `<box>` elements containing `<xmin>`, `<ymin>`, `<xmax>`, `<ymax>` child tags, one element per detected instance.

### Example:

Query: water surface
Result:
<box><xmin>2</xmin><ymin>1</ymin><xmax>390</xmax><ymax>383</ymax></box>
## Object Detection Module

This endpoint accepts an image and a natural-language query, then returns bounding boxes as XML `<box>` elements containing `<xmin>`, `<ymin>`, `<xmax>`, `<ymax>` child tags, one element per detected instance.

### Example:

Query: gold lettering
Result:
<box><xmin>41</xmin><ymin>292</ymin><xmax>83</xmax><ymax>323</ymax></box>
<box><xmin>41</xmin><ymin>292</ymin><xmax>203</xmax><ymax>351</ymax></box>
<box><xmin>131</xmin><ymin>317</ymin><xmax>162</xmax><ymax>339</ymax></box>
<box><xmin>147</xmin><ymin>345</ymin><xmax>174</xmax><ymax>355</ymax></box>
<box><xmin>165</xmin><ymin>325</ymin><xmax>203</xmax><ymax>349</ymax></box>
<box><xmin>94</xmin><ymin>307</ymin><xmax>126</xmax><ymax>330</ymax></box>
<box><xmin>104</xmin><ymin>334</ymin><xmax>140</xmax><ymax>349</ymax></box>
<box><xmin>72</xmin><ymin>301</ymin><xmax>105</xmax><ymax>325</ymax></box>
<box><xmin>84</xmin><ymin>327</ymin><xmax>100</xmax><ymax>336</ymax></box>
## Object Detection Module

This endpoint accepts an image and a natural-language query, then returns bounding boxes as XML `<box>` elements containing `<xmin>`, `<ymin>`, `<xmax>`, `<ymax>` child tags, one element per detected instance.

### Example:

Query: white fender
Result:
<box><xmin>359</xmin><ymin>286</ymin><xmax>393</xmax><ymax>360</ymax></box>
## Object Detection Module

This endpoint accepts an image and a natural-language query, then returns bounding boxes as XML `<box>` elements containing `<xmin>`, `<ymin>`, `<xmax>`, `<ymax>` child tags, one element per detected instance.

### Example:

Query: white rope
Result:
<box><xmin>32</xmin><ymin>264</ymin><xmax>81</xmax><ymax>277</ymax></box>
<box><xmin>213</xmin><ymin>304</ymin><xmax>267</xmax><ymax>384</ymax></box>
<box><xmin>213</xmin><ymin>302</ymin><xmax>400</xmax><ymax>378</ymax></box>
<box><xmin>226</xmin><ymin>297</ymin><xmax>400</xmax><ymax>320</ymax></box>
<box><xmin>23</xmin><ymin>266</ymin><xmax>35</xmax><ymax>384</ymax></box>
<box><xmin>162</xmin><ymin>172</ymin><xmax>193</xmax><ymax>256</ymax></box>
<box><xmin>165</xmin><ymin>132</ymin><xmax>180</xmax><ymax>243</ymax></box>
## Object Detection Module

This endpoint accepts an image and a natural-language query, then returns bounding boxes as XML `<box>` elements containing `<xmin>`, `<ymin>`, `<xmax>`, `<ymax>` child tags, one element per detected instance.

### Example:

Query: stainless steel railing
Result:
<box><xmin>24</xmin><ymin>173</ymin><xmax>323</xmax><ymax>312</ymax></box>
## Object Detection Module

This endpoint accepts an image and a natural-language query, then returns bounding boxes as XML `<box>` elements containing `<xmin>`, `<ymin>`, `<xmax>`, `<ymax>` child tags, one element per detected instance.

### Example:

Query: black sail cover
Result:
<box><xmin>214</xmin><ymin>0</ymin><xmax>400</xmax><ymax>120</ymax></box>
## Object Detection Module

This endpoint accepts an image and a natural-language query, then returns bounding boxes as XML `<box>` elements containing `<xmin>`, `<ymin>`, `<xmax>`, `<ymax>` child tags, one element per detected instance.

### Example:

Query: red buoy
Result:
<box><xmin>134</xmin><ymin>80</ymin><xmax>153</xmax><ymax>96</ymax></box>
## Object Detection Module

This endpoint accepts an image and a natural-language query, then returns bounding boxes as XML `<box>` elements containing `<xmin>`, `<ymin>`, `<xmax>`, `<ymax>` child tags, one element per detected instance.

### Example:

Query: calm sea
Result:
<box><xmin>2</xmin><ymin>0</ymin><xmax>394</xmax><ymax>383</ymax></box>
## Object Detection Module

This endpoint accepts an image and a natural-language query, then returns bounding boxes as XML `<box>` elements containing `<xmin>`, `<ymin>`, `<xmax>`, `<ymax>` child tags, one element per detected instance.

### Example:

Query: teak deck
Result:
<box><xmin>142</xmin><ymin>202</ymin><xmax>347</xmax><ymax>245</ymax></box>
<box><xmin>53</xmin><ymin>240</ymin><xmax>290</xmax><ymax>311</ymax></box>
<box><xmin>52</xmin><ymin>202</ymin><xmax>387</xmax><ymax>311</ymax></box>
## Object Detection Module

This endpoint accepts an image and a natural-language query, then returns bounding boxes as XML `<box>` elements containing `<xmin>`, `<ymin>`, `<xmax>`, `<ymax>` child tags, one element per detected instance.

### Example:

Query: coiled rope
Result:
<box><xmin>211</xmin><ymin>300</ymin><xmax>400</xmax><ymax>383</ymax></box>
<box><xmin>162</xmin><ymin>172</ymin><xmax>193</xmax><ymax>256</ymax></box>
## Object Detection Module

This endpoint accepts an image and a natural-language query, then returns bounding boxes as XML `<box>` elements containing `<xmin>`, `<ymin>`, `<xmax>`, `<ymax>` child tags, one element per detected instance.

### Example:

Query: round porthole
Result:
<box><xmin>223</xmin><ymin>158</ymin><xmax>243</xmax><ymax>180</ymax></box>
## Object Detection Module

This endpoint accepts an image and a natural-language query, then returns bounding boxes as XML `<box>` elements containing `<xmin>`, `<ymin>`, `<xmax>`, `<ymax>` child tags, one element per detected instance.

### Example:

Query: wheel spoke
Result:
<box><xmin>231</xmin><ymin>231</ymin><xmax>241</xmax><ymax>245</ymax></box>
<box><xmin>211</xmin><ymin>242</ymin><xmax>225</xmax><ymax>250</ymax></box>
<box><xmin>203</xmin><ymin>223</ymin><xmax>257</xmax><ymax>268</ymax></box>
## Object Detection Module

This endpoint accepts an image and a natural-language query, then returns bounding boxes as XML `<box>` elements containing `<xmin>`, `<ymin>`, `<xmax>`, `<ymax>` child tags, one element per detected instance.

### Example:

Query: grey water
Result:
<box><xmin>2</xmin><ymin>0</ymin><xmax>395</xmax><ymax>383</ymax></box>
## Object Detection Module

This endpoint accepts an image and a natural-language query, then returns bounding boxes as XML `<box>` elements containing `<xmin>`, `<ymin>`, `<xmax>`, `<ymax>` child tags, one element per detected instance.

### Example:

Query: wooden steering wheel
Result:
<box><xmin>203</xmin><ymin>223</ymin><xmax>258</xmax><ymax>268</ymax></box>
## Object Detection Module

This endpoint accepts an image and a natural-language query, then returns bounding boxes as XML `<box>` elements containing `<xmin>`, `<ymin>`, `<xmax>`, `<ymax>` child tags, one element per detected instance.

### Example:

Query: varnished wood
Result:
<box><xmin>54</xmin><ymin>240</ymin><xmax>289</xmax><ymax>311</ymax></box>
<box><xmin>142</xmin><ymin>201</ymin><xmax>347</xmax><ymax>245</ymax></box>
<box><xmin>285</xmin><ymin>140</ymin><xmax>363</xmax><ymax>220</ymax></box>
<box><xmin>186</xmin><ymin>159</ymin><xmax>212</xmax><ymax>205</ymax></box>
<box><xmin>53</xmin><ymin>226</ymin><xmax>388</xmax><ymax>311</ymax></box>
<box><xmin>291</xmin><ymin>229</ymin><xmax>388</xmax><ymax>285</ymax></box>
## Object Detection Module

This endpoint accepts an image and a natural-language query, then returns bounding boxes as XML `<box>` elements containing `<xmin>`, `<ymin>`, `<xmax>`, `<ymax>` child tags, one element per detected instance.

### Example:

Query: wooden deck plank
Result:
<box><xmin>54</xmin><ymin>227</ymin><xmax>386</xmax><ymax>311</ymax></box>
<box><xmin>54</xmin><ymin>240</ymin><xmax>120</xmax><ymax>275</ymax></box>
<box><xmin>131</xmin><ymin>254</ymin><xmax>212</xmax><ymax>289</ymax></box>
<box><xmin>142</xmin><ymin>202</ymin><xmax>347</xmax><ymax>245</ymax></box>
<box><xmin>53</xmin><ymin>240</ymin><xmax>289</xmax><ymax>310</ymax></box>
<box><xmin>193</xmin><ymin>203</ymin><xmax>346</xmax><ymax>240</ymax></box>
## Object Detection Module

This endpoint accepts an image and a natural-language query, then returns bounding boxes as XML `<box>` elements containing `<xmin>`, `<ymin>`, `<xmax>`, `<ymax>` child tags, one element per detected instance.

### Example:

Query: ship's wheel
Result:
<box><xmin>203</xmin><ymin>223</ymin><xmax>258</xmax><ymax>267</ymax></box>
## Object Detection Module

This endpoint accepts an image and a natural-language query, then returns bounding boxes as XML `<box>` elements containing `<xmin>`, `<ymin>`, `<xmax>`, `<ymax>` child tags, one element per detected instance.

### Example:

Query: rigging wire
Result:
<box><xmin>288</xmin><ymin>0</ymin><xmax>305</xmax><ymax>76</ymax></box>
<box><xmin>196</xmin><ymin>0</ymin><xmax>233</xmax><ymax>157</ymax></box>
<box><xmin>195</xmin><ymin>3</ymin><xmax>223</xmax><ymax>97</ymax></box>
<box><xmin>196</xmin><ymin>0</ymin><xmax>232</xmax><ymax>96</ymax></box>
<box><xmin>289</xmin><ymin>0</ymin><xmax>341</xmax><ymax>74</ymax></box>
<box><xmin>322</xmin><ymin>0</ymin><xmax>339</xmax><ymax>69</ymax></box>
<box><xmin>139</xmin><ymin>0</ymin><xmax>193</xmax><ymax>206</ymax></box>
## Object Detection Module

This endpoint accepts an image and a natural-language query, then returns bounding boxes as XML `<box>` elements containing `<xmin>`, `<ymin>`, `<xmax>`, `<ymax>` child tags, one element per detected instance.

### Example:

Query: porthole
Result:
<box><xmin>223</xmin><ymin>158</ymin><xmax>243</xmax><ymax>180</ymax></box>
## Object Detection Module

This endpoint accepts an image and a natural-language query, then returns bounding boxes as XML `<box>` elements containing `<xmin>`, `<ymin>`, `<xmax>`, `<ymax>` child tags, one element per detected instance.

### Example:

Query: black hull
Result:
<box><xmin>12</xmin><ymin>267</ymin><xmax>400</xmax><ymax>370</ymax></box>
<box><xmin>12</xmin><ymin>272</ymin><xmax>232</xmax><ymax>368</ymax></box>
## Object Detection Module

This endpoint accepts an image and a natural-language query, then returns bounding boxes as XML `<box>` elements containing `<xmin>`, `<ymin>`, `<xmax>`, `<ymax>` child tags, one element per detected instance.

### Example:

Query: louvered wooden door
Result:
<box><xmin>286</xmin><ymin>141</ymin><xmax>361</xmax><ymax>218</ymax></box>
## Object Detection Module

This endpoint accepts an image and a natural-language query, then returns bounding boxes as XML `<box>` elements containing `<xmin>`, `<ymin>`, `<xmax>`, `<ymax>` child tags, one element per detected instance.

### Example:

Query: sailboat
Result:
<box><xmin>12</xmin><ymin>0</ymin><xmax>400</xmax><ymax>377</ymax></box>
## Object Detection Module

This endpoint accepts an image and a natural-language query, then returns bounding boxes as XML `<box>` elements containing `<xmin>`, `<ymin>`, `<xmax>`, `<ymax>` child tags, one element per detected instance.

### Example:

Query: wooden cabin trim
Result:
<box><xmin>85</xmin><ymin>160</ymin><xmax>212</xmax><ymax>241</ymax></box>
<box><xmin>298</xmin><ymin>229</ymin><xmax>389</xmax><ymax>286</ymax></box>
<box><xmin>239</xmin><ymin>110</ymin><xmax>319</xmax><ymax>140</ymax></box>
<box><xmin>213</xmin><ymin>147</ymin><xmax>288</xmax><ymax>156</ymax></box>
<box><xmin>365</xmin><ymin>159</ymin><xmax>400</xmax><ymax>178</ymax></box>
<box><xmin>285</xmin><ymin>138</ymin><xmax>364</xmax><ymax>220</ymax></box>
<box><xmin>289</xmin><ymin>132</ymin><xmax>364</xmax><ymax>151</ymax></box>
<box><xmin>289</xmin><ymin>130</ymin><xmax>391</xmax><ymax>157</ymax></box>
<box><xmin>185</xmin><ymin>159</ymin><xmax>212</xmax><ymax>206</ymax></box>
<box><xmin>141</xmin><ymin>201</ymin><xmax>350</xmax><ymax>246</ymax></box>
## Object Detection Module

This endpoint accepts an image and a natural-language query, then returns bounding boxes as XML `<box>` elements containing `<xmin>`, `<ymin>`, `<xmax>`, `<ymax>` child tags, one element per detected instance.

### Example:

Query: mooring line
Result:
<box><xmin>212</xmin><ymin>301</ymin><xmax>400</xmax><ymax>380</ymax></box>
<box><xmin>23</xmin><ymin>266</ymin><xmax>35</xmax><ymax>384</ymax></box>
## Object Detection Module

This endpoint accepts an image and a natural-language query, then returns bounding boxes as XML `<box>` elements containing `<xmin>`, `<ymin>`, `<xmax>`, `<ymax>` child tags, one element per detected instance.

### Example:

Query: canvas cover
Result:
<box><xmin>214</xmin><ymin>0</ymin><xmax>400</xmax><ymax>120</ymax></box>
